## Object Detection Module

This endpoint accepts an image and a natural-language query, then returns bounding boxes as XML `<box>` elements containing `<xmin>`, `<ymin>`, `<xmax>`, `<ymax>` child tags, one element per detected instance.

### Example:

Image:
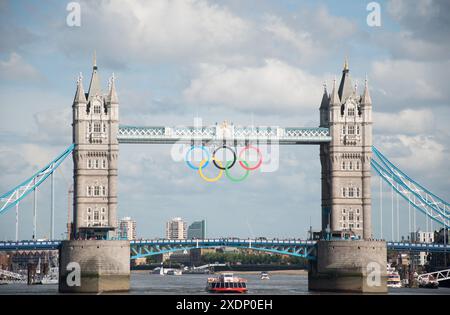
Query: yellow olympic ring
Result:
<box><xmin>198</xmin><ymin>157</ymin><xmax>224</xmax><ymax>182</ymax></box>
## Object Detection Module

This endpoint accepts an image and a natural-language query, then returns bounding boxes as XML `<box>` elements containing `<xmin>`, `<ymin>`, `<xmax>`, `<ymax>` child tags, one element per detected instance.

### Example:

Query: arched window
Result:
<box><xmin>87</xmin><ymin>159</ymin><xmax>92</xmax><ymax>169</ymax></box>
<box><xmin>95</xmin><ymin>160</ymin><xmax>99</xmax><ymax>169</ymax></box>
<box><xmin>356</xmin><ymin>161</ymin><xmax>360</xmax><ymax>170</ymax></box>
<box><xmin>102</xmin><ymin>186</ymin><xmax>106</xmax><ymax>196</ymax></box>
<box><xmin>94</xmin><ymin>122</ymin><xmax>101</xmax><ymax>132</ymax></box>
<box><xmin>349</xmin><ymin>161</ymin><xmax>353</xmax><ymax>170</ymax></box>
<box><xmin>343</xmin><ymin>188</ymin><xmax>347</xmax><ymax>197</ymax></box>
<box><xmin>342</xmin><ymin>126</ymin><xmax>346</xmax><ymax>135</ymax></box>
<box><xmin>94</xmin><ymin>186</ymin><xmax>100</xmax><ymax>196</ymax></box>
<box><xmin>342</xmin><ymin>161</ymin><xmax>346</xmax><ymax>170</ymax></box>
<box><xmin>94</xmin><ymin>105</ymin><xmax>101</xmax><ymax>114</ymax></box>
<box><xmin>356</xmin><ymin>187</ymin><xmax>360</xmax><ymax>197</ymax></box>
<box><xmin>87</xmin><ymin>186</ymin><xmax>92</xmax><ymax>196</ymax></box>
<box><xmin>102</xmin><ymin>159</ymin><xmax>106</xmax><ymax>168</ymax></box>
<box><xmin>356</xmin><ymin>125</ymin><xmax>360</xmax><ymax>135</ymax></box>
<box><xmin>348</xmin><ymin>108</ymin><xmax>355</xmax><ymax>116</ymax></box>
<box><xmin>103</xmin><ymin>123</ymin><xmax>106</xmax><ymax>132</ymax></box>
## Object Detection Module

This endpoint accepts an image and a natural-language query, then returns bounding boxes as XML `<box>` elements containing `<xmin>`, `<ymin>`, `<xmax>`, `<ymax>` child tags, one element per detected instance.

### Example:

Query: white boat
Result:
<box><xmin>387</xmin><ymin>264</ymin><xmax>402</xmax><ymax>288</ymax></box>
<box><xmin>260</xmin><ymin>272</ymin><xmax>270</xmax><ymax>280</ymax></box>
<box><xmin>166</xmin><ymin>269</ymin><xmax>183</xmax><ymax>276</ymax></box>
<box><xmin>36</xmin><ymin>267</ymin><xmax>59</xmax><ymax>285</ymax></box>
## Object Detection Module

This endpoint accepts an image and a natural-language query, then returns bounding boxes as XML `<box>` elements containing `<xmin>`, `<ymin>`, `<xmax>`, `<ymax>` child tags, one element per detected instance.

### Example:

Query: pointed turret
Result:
<box><xmin>73</xmin><ymin>73</ymin><xmax>87</xmax><ymax>104</ymax></box>
<box><xmin>338</xmin><ymin>57</ymin><xmax>353</xmax><ymax>102</ymax></box>
<box><xmin>87</xmin><ymin>51</ymin><xmax>101</xmax><ymax>100</ymax></box>
<box><xmin>319</xmin><ymin>82</ymin><xmax>329</xmax><ymax>110</ymax></box>
<box><xmin>361</xmin><ymin>76</ymin><xmax>372</xmax><ymax>105</ymax></box>
<box><xmin>329</xmin><ymin>77</ymin><xmax>340</xmax><ymax>106</ymax></box>
<box><xmin>107</xmin><ymin>73</ymin><xmax>119</xmax><ymax>104</ymax></box>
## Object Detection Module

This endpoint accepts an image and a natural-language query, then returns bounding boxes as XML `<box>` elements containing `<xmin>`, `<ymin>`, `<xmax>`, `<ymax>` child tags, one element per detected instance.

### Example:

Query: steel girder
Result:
<box><xmin>372</xmin><ymin>146</ymin><xmax>449</xmax><ymax>228</ymax></box>
<box><xmin>0</xmin><ymin>144</ymin><xmax>75</xmax><ymax>217</ymax></box>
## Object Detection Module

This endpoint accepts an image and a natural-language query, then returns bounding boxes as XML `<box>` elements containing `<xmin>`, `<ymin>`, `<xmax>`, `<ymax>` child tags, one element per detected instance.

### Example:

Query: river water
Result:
<box><xmin>1</xmin><ymin>271</ymin><xmax>449</xmax><ymax>295</ymax></box>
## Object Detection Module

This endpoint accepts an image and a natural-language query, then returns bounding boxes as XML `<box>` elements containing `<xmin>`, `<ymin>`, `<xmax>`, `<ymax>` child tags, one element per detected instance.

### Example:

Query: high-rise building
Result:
<box><xmin>410</xmin><ymin>230</ymin><xmax>434</xmax><ymax>266</ymax></box>
<box><xmin>119</xmin><ymin>217</ymin><xmax>136</xmax><ymax>240</ymax></box>
<box><xmin>187</xmin><ymin>220</ymin><xmax>206</xmax><ymax>239</ymax></box>
<box><xmin>166</xmin><ymin>217</ymin><xmax>187</xmax><ymax>240</ymax></box>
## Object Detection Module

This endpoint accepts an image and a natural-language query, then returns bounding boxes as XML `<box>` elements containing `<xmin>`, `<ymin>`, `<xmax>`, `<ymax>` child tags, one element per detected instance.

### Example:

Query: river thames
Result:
<box><xmin>1</xmin><ymin>271</ymin><xmax>450</xmax><ymax>295</ymax></box>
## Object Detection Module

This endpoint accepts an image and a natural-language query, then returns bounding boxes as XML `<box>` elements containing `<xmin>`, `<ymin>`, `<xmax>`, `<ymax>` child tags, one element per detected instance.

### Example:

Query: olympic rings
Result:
<box><xmin>198</xmin><ymin>157</ymin><xmax>223</xmax><ymax>182</ymax></box>
<box><xmin>212</xmin><ymin>145</ymin><xmax>236</xmax><ymax>170</ymax></box>
<box><xmin>225</xmin><ymin>159</ymin><xmax>250</xmax><ymax>182</ymax></box>
<box><xmin>239</xmin><ymin>145</ymin><xmax>263</xmax><ymax>170</ymax></box>
<box><xmin>185</xmin><ymin>145</ymin><xmax>210</xmax><ymax>170</ymax></box>
<box><xmin>184</xmin><ymin>145</ymin><xmax>263</xmax><ymax>182</ymax></box>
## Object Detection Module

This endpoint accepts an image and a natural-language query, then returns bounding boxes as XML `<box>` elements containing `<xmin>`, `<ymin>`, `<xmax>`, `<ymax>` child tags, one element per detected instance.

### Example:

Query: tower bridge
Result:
<box><xmin>1</xmin><ymin>57</ymin><xmax>448</xmax><ymax>293</ymax></box>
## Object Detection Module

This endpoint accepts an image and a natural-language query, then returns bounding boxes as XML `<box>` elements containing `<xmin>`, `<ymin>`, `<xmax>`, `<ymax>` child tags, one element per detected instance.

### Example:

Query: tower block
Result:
<box><xmin>310</xmin><ymin>61</ymin><xmax>387</xmax><ymax>293</ymax></box>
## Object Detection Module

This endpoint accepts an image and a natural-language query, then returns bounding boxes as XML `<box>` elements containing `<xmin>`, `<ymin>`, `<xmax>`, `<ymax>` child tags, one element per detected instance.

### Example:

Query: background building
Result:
<box><xmin>187</xmin><ymin>220</ymin><xmax>206</xmax><ymax>239</ymax></box>
<box><xmin>166</xmin><ymin>217</ymin><xmax>187</xmax><ymax>240</ymax></box>
<box><xmin>410</xmin><ymin>230</ymin><xmax>434</xmax><ymax>266</ymax></box>
<box><xmin>118</xmin><ymin>217</ymin><xmax>137</xmax><ymax>240</ymax></box>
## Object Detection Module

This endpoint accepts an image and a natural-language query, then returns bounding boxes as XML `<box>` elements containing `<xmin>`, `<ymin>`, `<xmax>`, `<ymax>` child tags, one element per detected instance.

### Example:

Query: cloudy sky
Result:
<box><xmin>0</xmin><ymin>0</ymin><xmax>449</xmax><ymax>241</ymax></box>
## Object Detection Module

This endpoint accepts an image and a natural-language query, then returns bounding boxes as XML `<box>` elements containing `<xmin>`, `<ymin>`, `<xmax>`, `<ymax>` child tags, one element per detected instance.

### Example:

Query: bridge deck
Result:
<box><xmin>117</xmin><ymin>126</ymin><xmax>332</xmax><ymax>145</ymax></box>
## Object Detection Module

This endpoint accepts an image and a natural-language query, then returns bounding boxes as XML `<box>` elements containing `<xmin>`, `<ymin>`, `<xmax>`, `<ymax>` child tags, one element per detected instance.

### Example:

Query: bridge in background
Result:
<box><xmin>1</xmin><ymin>239</ymin><xmax>448</xmax><ymax>261</ymax></box>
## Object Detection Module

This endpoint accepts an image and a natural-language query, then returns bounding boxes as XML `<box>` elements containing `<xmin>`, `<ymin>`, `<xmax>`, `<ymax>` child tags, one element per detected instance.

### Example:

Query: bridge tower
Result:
<box><xmin>311</xmin><ymin>61</ymin><xmax>385</xmax><ymax>293</ymax></box>
<box><xmin>320</xmin><ymin>60</ymin><xmax>372</xmax><ymax>240</ymax></box>
<box><xmin>72</xmin><ymin>55</ymin><xmax>119</xmax><ymax>239</ymax></box>
<box><xmin>60</xmin><ymin>56</ymin><xmax>129</xmax><ymax>293</ymax></box>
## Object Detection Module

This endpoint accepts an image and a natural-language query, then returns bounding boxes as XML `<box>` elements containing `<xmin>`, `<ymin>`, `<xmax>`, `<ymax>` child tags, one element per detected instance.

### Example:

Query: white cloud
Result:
<box><xmin>183</xmin><ymin>59</ymin><xmax>325</xmax><ymax>113</ymax></box>
<box><xmin>375</xmin><ymin>135</ymin><xmax>446</xmax><ymax>174</ymax></box>
<box><xmin>59</xmin><ymin>0</ymin><xmax>251</xmax><ymax>65</ymax></box>
<box><xmin>370</xmin><ymin>59</ymin><xmax>449</xmax><ymax>104</ymax></box>
<box><xmin>374</xmin><ymin>109</ymin><xmax>435</xmax><ymax>135</ymax></box>
<box><xmin>0</xmin><ymin>52</ymin><xmax>41</xmax><ymax>81</ymax></box>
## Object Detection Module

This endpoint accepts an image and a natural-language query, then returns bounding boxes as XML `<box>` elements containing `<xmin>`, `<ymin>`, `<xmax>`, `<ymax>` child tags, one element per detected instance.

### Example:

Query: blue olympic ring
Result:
<box><xmin>185</xmin><ymin>145</ymin><xmax>211</xmax><ymax>170</ymax></box>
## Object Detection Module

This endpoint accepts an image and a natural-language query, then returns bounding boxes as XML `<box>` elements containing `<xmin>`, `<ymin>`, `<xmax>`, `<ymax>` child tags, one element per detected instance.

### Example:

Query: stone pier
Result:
<box><xmin>58</xmin><ymin>240</ymin><xmax>130</xmax><ymax>293</ymax></box>
<box><xmin>308</xmin><ymin>240</ymin><xmax>387</xmax><ymax>293</ymax></box>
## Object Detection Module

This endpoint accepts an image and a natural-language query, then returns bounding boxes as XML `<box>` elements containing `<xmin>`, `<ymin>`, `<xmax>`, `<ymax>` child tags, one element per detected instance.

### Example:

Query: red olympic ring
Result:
<box><xmin>238</xmin><ymin>145</ymin><xmax>263</xmax><ymax>171</ymax></box>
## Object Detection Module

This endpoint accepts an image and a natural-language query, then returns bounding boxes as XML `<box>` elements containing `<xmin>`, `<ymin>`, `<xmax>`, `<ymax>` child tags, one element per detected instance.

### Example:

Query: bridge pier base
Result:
<box><xmin>308</xmin><ymin>240</ymin><xmax>387</xmax><ymax>293</ymax></box>
<box><xmin>58</xmin><ymin>240</ymin><xmax>130</xmax><ymax>293</ymax></box>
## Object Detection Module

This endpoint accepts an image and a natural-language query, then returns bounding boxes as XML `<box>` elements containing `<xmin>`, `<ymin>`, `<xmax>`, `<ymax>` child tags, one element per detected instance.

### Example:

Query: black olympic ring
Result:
<box><xmin>212</xmin><ymin>145</ymin><xmax>236</xmax><ymax>170</ymax></box>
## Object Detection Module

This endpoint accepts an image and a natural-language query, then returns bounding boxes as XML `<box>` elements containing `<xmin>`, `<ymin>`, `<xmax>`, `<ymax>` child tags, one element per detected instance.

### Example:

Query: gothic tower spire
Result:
<box><xmin>87</xmin><ymin>51</ymin><xmax>101</xmax><ymax>100</ymax></box>
<box><xmin>73</xmin><ymin>73</ymin><xmax>87</xmax><ymax>104</ymax></box>
<box><xmin>338</xmin><ymin>57</ymin><xmax>353</xmax><ymax>102</ymax></box>
<box><xmin>361</xmin><ymin>76</ymin><xmax>372</xmax><ymax>105</ymax></box>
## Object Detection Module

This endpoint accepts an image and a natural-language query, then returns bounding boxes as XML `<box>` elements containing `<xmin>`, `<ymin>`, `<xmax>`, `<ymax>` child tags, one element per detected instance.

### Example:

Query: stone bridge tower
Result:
<box><xmin>319</xmin><ymin>60</ymin><xmax>373</xmax><ymax>240</ymax></box>
<box><xmin>72</xmin><ymin>56</ymin><xmax>119</xmax><ymax>239</ymax></box>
